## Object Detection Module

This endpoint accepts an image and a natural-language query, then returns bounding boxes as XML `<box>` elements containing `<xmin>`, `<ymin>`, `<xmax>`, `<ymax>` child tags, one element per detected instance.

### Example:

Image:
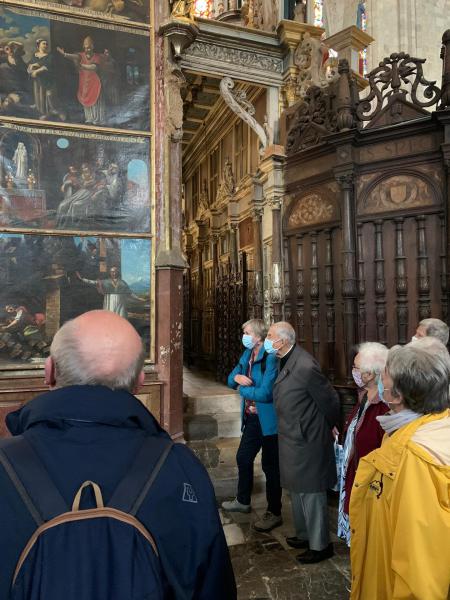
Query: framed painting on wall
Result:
<box><xmin>0</xmin><ymin>123</ymin><xmax>151</xmax><ymax>233</ymax></box>
<box><xmin>0</xmin><ymin>6</ymin><xmax>151</xmax><ymax>131</ymax></box>
<box><xmin>0</xmin><ymin>233</ymin><xmax>152</xmax><ymax>368</ymax></box>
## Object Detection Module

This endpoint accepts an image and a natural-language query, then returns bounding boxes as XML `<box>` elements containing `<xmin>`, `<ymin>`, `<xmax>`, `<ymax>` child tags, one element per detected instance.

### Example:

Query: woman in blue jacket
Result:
<box><xmin>222</xmin><ymin>319</ymin><xmax>282</xmax><ymax>532</ymax></box>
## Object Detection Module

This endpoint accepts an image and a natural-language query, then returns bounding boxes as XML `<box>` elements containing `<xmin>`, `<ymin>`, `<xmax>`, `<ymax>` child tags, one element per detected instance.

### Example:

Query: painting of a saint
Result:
<box><xmin>0</xmin><ymin>7</ymin><xmax>150</xmax><ymax>131</ymax></box>
<box><xmin>0</xmin><ymin>124</ymin><xmax>151</xmax><ymax>233</ymax></box>
<box><xmin>0</xmin><ymin>234</ymin><xmax>151</xmax><ymax>367</ymax></box>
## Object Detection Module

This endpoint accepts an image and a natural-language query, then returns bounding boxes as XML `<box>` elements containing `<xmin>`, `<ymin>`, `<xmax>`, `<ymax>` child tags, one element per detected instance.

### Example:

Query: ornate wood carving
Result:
<box><xmin>286</xmin><ymin>85</ymin><xmax>337</xmax><ymax>154</ymax></box>
<box><xmin>325</xmin><ymin>229</ymin><xmax>335</xmax><ymax>381</ymax></box>
<box><xmin>359</xmin><ymin>174</ymin><xmax>437</xmax><ymax>216</ymax></box>
<box><xmin>310</xmin><ymin>231</ymin><xmax>320</xmax><ymax>358</ymax></box>
<box><xmin>374</xmin><ymin>220</ymin><xmax>387</xmax><ymax>344</ymax></box>
<box><xmin>357</xmin><ymin>223</ymin><xmax>366</xmax><ymax>342</ymax></box>
<box><xmin>439</xmin><ymin>30</ymin><xmax>450</xmax><ymax>109</ymax></box>
<box><xmin>220</xmin><ymin>77</ymin><xmax>268</xmax><ymax>154</ymax></box>
<box><xmin>416</xmin><ymin>215</ymin><xmax>431</xmax><ymax>320</ymax></box>
<box><xmin>296</xmin><ymin>233</ymin><xmax>305</xmax><ymax>345</ymax></box>
<box><xmin>336</xmin><ymin>59</ymin><xmax>356</xmax><ymax>131</ymax></box>
<box><xmin>357</xmin><ymin>52</ymin><xmax>441</xmax><ymax>127</ymax></box>
<box><xmin>283</xmin><ymin>237</ymin><xmax>292</xmax><ymax>325</ymax></box>
<box><xmin>394</xmin><ymin>218</ymin><xmax>408</xmax><ymax>344</ymax></box>
<box><xmin>287</xmin><ymin>192</ymin><xmax>337</xmax><ymax>228</ymax></box>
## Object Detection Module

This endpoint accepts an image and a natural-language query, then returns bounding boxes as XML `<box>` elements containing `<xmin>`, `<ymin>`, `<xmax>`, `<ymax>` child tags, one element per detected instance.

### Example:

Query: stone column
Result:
<box><xmin>270</xmin><ymin>196</ymin><xmax>283</xmax><ymax>322</ymax></box>
<box><xmin>154</xmin><ymin>31</ymin><xmax>187</xmax><ymax>441</ymax></box>
<box><xmin>335</xmin><ymin>170</ymin><xmax>357</xmax><ymax>381</ymax></box>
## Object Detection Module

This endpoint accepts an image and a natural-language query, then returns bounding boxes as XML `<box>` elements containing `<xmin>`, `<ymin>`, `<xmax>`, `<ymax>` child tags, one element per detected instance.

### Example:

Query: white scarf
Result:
<box><xmin>376</xmin><ymin>408</ymin><xmax>422</xmax><ymax>436</ymax></box>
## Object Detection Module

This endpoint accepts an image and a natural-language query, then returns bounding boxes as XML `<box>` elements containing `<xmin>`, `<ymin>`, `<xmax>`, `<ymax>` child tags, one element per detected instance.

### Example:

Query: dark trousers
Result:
<box><xmin>236</xmin><ymin>414</ymin><xmax>282</xmax><ymax>516</ymax></box>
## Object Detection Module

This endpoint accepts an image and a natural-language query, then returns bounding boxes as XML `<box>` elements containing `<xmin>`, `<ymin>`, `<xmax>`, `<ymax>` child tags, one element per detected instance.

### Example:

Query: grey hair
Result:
<box><xmin>50</xmin><ymin>318</ymin><xmax>145</xmax><ymax>392</ymax></box>
<box><xmin>273</xmin><ymin>321</ymin><xmax>296</xmax><ymax>345</ymax></box>
<box><xmin>386</xmin><ymin>341</ymin><xmax>450</xmax><ymax>414</ymax></box>
<box><xmin>419</xmin><ymin>318</ymin><xmax>449</xmax><ymax>345</ymax></box>
<box><xmin>357</xmin><ymin>342</ymin><xmax>388</xmax><ymax>375</ymax></box>
<box><xmin>242</xmin><ymin>319</ymin><xmax>267</xmax><ymax>340</ymax></box>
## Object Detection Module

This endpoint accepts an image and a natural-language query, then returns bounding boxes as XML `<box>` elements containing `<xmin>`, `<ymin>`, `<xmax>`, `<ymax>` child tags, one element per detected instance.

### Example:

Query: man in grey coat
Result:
<box><xmin>265</xmin><ymin>322</ymin><xmax>340</xmax><ymax>564</ymax></box>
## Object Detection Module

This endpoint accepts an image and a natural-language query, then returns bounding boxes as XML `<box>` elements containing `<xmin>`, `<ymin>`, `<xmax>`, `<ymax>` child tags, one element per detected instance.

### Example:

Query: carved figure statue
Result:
<box><xmin>223</xmin><ymin>158</ymin><xmax>235</xmax><ymax>195</ymax></box>
<box><xmin>12</xmin><ymin>142</ymin><xmax>28</xmax><ymax>181</ymax></box>
<box><xmin>294</xmin><ymin>33</ymin><xmax>338</xmax><ymax>98</ymax></box>
<box><xmin>293</xmin><ymin>0</ymin><xmax>306</xmax><ymax>23</ymax></box>
<box><xmin>196</xmin><ymin>179</ymin><xmax>209</xmax><ymax>218</ymax></box>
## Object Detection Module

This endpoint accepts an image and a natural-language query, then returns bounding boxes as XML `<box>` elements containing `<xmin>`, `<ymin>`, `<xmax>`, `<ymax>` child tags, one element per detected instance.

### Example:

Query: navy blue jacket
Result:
<box><xmin>227</xmin><ymin>346</ymin><xmax>278</xmax><ymax>436</ymax></box>
<box><xmin>0</xmin><ymin>385</ymin><xmax>236</xmax><ymax>599</ymax></box>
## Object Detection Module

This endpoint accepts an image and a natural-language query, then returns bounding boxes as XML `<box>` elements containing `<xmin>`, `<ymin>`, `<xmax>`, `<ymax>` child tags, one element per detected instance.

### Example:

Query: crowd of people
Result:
<box><xmin>221</xmin><ymin>316</ymin><xmax>450</xmax><ymax>597</ymax></box>
<box><xmin>0</xmin><ymin>311</ymin><xmax>449</xmax><ymax>598</ymax></box>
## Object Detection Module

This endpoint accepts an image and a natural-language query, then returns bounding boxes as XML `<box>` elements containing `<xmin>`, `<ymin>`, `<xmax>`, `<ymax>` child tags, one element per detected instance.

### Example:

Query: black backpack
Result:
<box><xmin>0</xmin><ymin>435</ymin><xmax>173</xmax><ymax>600</ymax></box>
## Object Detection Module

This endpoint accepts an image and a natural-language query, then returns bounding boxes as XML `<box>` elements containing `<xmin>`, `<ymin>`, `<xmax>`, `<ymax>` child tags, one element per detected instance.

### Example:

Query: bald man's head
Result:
<box><xmin>46</xmin><ymin>310</ymin><xmax>145</xmax><ymax>393</ymax></box>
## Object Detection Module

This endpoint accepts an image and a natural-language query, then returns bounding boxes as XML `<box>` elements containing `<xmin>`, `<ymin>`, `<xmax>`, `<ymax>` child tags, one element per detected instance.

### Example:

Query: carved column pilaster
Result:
<box><xmin>229</xmin><ymin>223</ymin><xmax>239</xmax><ymax>273</ymax></box>
<box><xmin>270</xmin><ymin>196</ymin><xmax>283</xmax><ymax>322</ymax></box>
<box><xmin>251</xmin><ymin>207</ymin><xmax>264</xmax><ymax>318</ymax></box>
<box><xmin>336</xmin><ymin>59</ymin><xmax>355</xmax><ymax>131</ymax></box>
<box><xmin>335</xmin><ymin>171</ymin><xmax>357</xmax><ymax>381</ymax></box>
<box><xmin>440</xmin><ymin>30</ymin><xmax>450</xmax><ymax>109</ymax></box>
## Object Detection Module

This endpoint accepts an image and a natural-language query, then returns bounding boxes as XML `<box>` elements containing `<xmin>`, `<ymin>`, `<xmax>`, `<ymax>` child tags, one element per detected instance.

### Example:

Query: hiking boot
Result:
<box><xmin>297</xmin><ymin>543</ymin><xmax>334</xmax><ymax>564</ymax></box>
<box><xmin>253</xmin><ymin>511</ymin><xmax>282</xmax><ymax>532</ymax></box>
<box><xmin>221</xmin><ymin>498</ymin><xmax>251</xmax><ymax>513</ymax></box>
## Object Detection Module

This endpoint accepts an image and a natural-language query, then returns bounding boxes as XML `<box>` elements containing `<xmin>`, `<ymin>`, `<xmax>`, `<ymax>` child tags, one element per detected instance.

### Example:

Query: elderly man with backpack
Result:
<box><xmin>0</xmin><ymin>310</ymin><xmax>236</xmax><ymax>599</ymax></box>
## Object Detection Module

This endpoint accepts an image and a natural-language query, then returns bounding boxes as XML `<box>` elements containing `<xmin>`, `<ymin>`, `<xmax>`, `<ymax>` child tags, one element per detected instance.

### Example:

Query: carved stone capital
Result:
<box><xmin>335</xmin><ymin>172</ymin><xmax>354</xmax><ymax>189</ymax></box>
<box><xmin>251</xmin><ymin>206</ymin><xmax>264</xmax><ymax>221</ymax></box>
<box><xmin>269</xmin><ymin>196</ymin><xmax>282</xmax><ymax>210</ymax></box>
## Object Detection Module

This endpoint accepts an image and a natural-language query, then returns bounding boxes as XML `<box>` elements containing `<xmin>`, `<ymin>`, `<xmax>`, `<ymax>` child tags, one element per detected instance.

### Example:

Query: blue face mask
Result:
<box><xmin>377</xmin><ymin>377</ymin><xmax>386</xmax><ymax>403</ymax></box>
<box><xmin>242</xmin><ymin>334</ymin><xmax>256</xmax><ymax>350</ymax></box>
<box><xmin>264</xmin><ymin>338</ymin><xmax>279</xmax><ymax>354</ymax></box>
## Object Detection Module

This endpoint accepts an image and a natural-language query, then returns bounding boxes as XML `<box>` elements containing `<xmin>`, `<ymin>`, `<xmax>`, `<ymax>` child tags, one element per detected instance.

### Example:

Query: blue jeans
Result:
<box><xmin>236</xmin><ymin>414</ymin><xmax>282</xmax><ymax>515</ymax></box>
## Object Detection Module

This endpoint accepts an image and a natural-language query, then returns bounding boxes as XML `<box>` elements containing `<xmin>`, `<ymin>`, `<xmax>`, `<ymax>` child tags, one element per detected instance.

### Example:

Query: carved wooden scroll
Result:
<box><xmin>220</xmin><ymin>77</ymin><xmax>267</xmax><ymax>155</ymax></box>
<box><xmin>357</xmin><ymin>52</ymin><xmax>441</xmax><ymax>127</ymax></box>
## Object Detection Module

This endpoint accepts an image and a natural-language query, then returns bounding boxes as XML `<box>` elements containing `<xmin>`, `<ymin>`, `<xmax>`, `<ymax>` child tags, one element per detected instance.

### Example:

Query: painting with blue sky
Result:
<box><xmin>0</xmin><ymin>123</ymin><xmax>151</xmax><ymax>233</ymax></box>
<box><xmin>0</xmin><ymin>233</ymin><xmax>151</xmax><ymax>366</ymax></box>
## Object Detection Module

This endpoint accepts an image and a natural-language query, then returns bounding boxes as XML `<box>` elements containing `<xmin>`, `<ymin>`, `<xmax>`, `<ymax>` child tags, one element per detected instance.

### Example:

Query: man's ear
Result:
<box><xmin>44</xmin><ymin>356</ymin><xmax>56</xmax><ymax>388</ymax></box>
<box><xmin>133</xmin><ymin>370</ymin><xmax>145</xmax><ymax>394</ymax></box>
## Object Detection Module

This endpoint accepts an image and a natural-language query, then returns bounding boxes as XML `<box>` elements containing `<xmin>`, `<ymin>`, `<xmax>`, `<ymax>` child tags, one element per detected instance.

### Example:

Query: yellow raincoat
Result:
<box><xmin>350</xmin><ymin>410</ymin><xmax>450</xmax><ymax>600</ymax></box>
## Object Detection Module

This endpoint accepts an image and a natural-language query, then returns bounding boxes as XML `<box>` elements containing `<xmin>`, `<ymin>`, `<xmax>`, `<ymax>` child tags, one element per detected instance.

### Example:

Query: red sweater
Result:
<box><xmin>343</xmin><ymin>392</ymin><xmax>389</xmax><ymax>514</ymax></box>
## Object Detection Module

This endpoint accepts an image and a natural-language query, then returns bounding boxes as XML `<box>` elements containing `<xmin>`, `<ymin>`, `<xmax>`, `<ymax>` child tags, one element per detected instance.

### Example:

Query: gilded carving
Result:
<box><xmin>288</xmin><ymin>193</ymin><xmax>336</xmax><ymax>228</ymax></box>
<box><xmin>359</xmin><ymin>175</ymin><xmax>437</xmax><ymax>215</ymax></box>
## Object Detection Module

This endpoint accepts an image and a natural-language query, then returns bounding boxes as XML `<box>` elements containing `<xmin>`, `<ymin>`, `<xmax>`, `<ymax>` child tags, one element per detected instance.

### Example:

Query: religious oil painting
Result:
<box><xmin>0</xmin><ymin>125</ymin><xmax>151</xmax><ymax>232</ymax></box>
<box><xmin>21</xmin><ymin>0</ymin><xmax>150</xmax><ymax>26</ymax></box>
<box><xmin>0</xmin><ymin>234</ymin><xmax>151</xmax><ymax>367</ymax></box>
<box><xmin>0</xmin><ymin>7</ymin><xmax>151</xmax><ymax>131</ymax></box>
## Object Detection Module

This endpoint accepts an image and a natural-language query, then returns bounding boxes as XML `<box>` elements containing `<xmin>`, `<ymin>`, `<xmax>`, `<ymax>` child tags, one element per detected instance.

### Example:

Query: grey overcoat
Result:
<box><xmin>273</xmin><ymin>345</ymin><xmax>340</xmax><ymax>493</ymax></box>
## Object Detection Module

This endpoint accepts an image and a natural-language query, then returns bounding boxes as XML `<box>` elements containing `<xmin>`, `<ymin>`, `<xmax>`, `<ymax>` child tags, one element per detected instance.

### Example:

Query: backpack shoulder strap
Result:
<box><xmin>108</xmin><ymin>436</ymin><xmax>173</xmax><ymax>516</ymax></box>
<box><xmin>0</xmin><ymin>436</ymin><xmax>68</xmax><ymax>525</ymax></box>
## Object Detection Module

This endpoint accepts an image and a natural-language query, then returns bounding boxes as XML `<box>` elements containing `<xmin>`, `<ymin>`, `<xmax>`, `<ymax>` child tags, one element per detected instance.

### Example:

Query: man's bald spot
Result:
<box><xmin>72</xmin><ymin>310</ymin><xmax>142</xmax><ymax>378</ymax></box>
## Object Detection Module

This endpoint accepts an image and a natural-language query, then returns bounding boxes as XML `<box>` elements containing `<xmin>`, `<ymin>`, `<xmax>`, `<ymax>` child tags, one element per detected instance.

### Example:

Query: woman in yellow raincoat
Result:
<box><xmin>350</xmin><ymin>338</ymin><xmax>450</xmax><ymax>600</ymax></box>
